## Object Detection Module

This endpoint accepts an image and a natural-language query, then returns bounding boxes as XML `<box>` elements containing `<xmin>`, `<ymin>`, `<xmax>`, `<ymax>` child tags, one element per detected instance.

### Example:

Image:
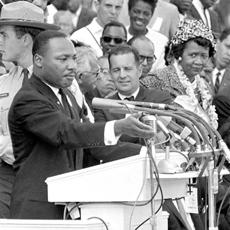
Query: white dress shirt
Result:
<box><xmin>212</xmin><ymin>68</ymin><xmax>225</xmax><ymax>85</ymax></box>
<box><xmin>71</xmin><ymin>18</ymin><xmax>103</xmax><ymax>57</ymax></box>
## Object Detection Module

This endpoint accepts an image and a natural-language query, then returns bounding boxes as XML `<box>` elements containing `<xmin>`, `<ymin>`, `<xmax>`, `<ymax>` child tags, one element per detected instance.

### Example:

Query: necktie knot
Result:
<box><xmin>124</xmin><ymin>96</ymin><xmax>134</xmax><ymax>101</ymax></box>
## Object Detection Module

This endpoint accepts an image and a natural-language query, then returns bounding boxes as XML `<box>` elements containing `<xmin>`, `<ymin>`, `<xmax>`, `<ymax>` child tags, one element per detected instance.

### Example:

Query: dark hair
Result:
<box><xmin>14</xmin><ymin>25</ymin><xmax>43</xmax><ymax>42</ymax></box>
<box><xmin>219</xmin><ymin>28</ymin><xmax>230</xmax><ymax>42</ymax></box>
<box><xmin>169</xmin><ymin>37</ymin><xmax>215</xmax><ymax>59</ymax></box>
<box><xmin>32</xmin><ymin>30</ymin><xmax>67</xmax><ymax>56</ymax></box>
<box><xmin>102</xmin><ymin>21</ymin><xmax>127</xmax><ymax>40</ymax></box>
<box><xmin>128</xmin><ymin>0</ymin><xmax>158</xmax><ymax>14</ymax></box>
<box><xmin>108</xmin><ymin>44</ymin><xmax>140</xmax><ymax>66</ymax></box>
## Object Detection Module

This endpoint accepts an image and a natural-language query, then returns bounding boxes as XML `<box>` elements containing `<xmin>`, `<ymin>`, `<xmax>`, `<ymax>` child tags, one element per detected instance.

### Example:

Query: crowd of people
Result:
<box><xmin>0</xmin><ymin>0</ymin><xmax>230</xmax><ymax>230</ymax></box>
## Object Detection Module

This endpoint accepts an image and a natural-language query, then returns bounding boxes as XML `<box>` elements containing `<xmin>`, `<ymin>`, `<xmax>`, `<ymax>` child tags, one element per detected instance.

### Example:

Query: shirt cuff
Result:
<box><xmin>0</xmin><ymin>135</ymin><xmax>14</xmax><ymax>165</ymax></box>
<box><xmin>140</xmin><ymin>146</ymin><xmax>148</xmax><ymax>156</ymax></box>
<box><xmin>104</xmin><ymin>120</ymin><xmax>121</xmax><ymax>145</ymax></box>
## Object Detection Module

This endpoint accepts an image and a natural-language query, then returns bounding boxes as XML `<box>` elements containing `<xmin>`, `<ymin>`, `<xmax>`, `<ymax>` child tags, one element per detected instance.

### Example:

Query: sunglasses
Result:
<box><xmin>102</xmin><ymin>36</ymin><xmax>126</xmax><ymax>44</ymax></box>
<box><xmin>139</xmin><ymin>55</ymin><xmax>157</xmax><ymax>63</ymax></box>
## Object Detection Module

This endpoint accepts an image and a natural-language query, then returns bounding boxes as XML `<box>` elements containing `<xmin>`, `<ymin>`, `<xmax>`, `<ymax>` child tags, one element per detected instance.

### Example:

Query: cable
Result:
<box><xmin>135</xmin><ymin>217</ymin><xmax>150</xmax><ymax>230</ymax></box>
<box><xmin>87</xmin><ymin>216</ymin><xmax>109</xmax><ymax>230</ymax></box>
<box><xmin>128</xmin><ymin>154</ymin><xmax>148</xmax><ymax>230</ymax></box>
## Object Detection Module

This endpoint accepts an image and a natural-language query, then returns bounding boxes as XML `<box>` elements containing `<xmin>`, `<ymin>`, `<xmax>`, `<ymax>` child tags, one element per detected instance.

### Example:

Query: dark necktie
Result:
<box><xmin>58</xmin><ymin>88</ymin><xmax>73</xmax><ymax>118</ymax></box>
<box><xmin>22</xmin><ymin>68</ymin><xmax>29</xmax><ymax>86</ymax></box>
<box><xmin>214</xmin><ymin>71</ymin><xmax>221</xmax><ymax>94</ymax></box>
<box><xmin>124</xmin><ymin>96</ymin><xmax>134</xmax><ymax>101</ymax></box>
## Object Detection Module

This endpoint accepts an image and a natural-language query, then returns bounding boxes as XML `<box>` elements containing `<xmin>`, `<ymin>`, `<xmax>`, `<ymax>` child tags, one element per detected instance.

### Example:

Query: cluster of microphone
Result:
<box><xmin>92</xmin><ymin>97</ymin><xmax>230</xmax><ymax>165</ymax></box>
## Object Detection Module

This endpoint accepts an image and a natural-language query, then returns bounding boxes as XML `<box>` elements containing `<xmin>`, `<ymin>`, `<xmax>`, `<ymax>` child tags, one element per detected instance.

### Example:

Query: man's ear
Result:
<box><xmin>94</xmin><ymin>0</ymin><xmax>100</xmax><ymax>12</ymax></box>
<box><xmin>23</xmin><ymin>33</ymin><xmax>33</xmax><ymax>47</ymax></box>
<box><xmin>34</xmin><ymin>53</ymin><xmax>43</xmax><ymax>68</ymax></box>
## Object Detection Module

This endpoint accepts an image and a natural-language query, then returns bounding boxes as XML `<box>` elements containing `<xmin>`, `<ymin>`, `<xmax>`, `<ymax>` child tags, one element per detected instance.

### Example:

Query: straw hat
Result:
<box><xmin>0</xmin><ymin>1</ymin><xmax>59</xmax><ymax>30</ymax></box>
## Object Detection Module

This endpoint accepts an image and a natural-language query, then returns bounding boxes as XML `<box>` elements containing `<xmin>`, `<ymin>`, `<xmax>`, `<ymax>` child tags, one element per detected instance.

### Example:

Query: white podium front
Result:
<box><xmin>46</xmin><ymin>154</ymin><xmax>198</xmax><ymax>230</ymax></box>
<box><xmin>0</xmin><ymin>219</ymin><xmax>105</xmax><ymax>230</ymax></box>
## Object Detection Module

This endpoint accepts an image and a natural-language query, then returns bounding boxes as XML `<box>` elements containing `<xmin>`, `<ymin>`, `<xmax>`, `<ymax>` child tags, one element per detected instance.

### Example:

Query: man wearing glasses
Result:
<box><xmin>128</xmin><ymin>35</ymin><xmax>156</xmax><ymax>81</ymax></box>
<box><xmin>100</xmin><ymin>21</ymin><xmax>127</xmax><ymax>55</ymax></box>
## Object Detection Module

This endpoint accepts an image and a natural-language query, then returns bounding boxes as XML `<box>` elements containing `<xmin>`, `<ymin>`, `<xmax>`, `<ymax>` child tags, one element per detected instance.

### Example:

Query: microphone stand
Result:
<box><xmin>92</xmin><ymin>97</ymin><xmax>227</xmax><ymax>230</ymax></box>
<box><xmin>141</xmin><ymin>115</ymin><xmax>157</xmax><ymax>230</ymax></box>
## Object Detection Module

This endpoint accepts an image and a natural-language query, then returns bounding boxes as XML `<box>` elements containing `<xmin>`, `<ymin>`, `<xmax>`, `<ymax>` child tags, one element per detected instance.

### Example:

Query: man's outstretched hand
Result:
<box><xmin>114</xmin><ymin>113</ymin><xmax>155</xmax><ymax>139</ymax></box>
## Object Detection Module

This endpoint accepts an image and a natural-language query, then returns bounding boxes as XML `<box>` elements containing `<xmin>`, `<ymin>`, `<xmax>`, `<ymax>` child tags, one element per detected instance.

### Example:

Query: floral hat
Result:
<box><xmin>170</xmin><ymin>18</ymin><xmax>216</xmax><ymax>51</ymax></box>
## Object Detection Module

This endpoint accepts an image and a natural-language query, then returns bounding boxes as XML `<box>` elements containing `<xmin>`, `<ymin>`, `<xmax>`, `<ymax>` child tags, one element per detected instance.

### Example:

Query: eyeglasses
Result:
<box><xmin>139</xmin><ymin>55</ymin><xmax>157</xmax><ymax>64</ymax></box>
<box><xmin>102</xmin><ymin>36</ymin><xmax>126</xmax><ymax>44</ymax></box>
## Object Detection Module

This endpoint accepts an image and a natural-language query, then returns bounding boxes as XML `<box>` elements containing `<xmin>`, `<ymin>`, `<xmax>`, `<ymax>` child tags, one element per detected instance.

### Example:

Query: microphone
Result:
<box><xmin>92</xmin><ymin>97</ymin><xmax>197</xmax><ymax>146</ymax></box>
<box><xmin>92</xmin><ymin>97</ymin><xmax>175</xmax><ymax>111</ymax></box>
<box><xmin>158</xmin><ymin>117</ymin><xmax>196</xmax><ymax>146</ymax></box>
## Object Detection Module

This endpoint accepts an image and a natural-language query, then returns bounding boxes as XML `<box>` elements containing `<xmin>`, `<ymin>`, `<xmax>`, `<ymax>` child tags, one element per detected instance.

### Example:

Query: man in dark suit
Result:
<box><xmin>212</xmin><ymin>28</ymin><xmax>230</xmax><ymax>97</ymax></box>
<box><xmin>188</xmin><ymin>0</ymin><xmax>221</xmax><ymax>38</ymax></box>
<box><xmin>94</xmin><ymin>45</ymin><xmax>172</xmax><ymax>143</ymax></box>
<box><xmin>8</xmin><ymin>30</ymin><xmax>155</xmax><ymax>219</ymax></box>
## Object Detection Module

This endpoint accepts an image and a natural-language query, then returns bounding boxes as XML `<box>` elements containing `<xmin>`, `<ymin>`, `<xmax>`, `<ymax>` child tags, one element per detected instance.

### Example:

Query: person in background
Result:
<box><xmin>8</xmin><ymin>30</ymin><xmax>155</xmax><ymax>219</ymax></box>
<box><xmin>96</xmin><ymin>55</ymin><xmax>116</xmax><ymax>98</ymax></box>
<box><xmin>71</xmin><ymin>0</ymin><xmax>124</xmax><ymax>57</ymax></box>
<box><xmin>95</xmin><ymin>45</ymin><xmax>172</xmax><ymax>129</ymax></box>
<box><xmin>149</xmin><ymin>0</ymin><xmax>180</xmax><ymax>41</ymax></box>
<box><xmin>141</xmin><ymin>19</ymin><xmax>217</xmax><ymax>130</ymax></box>
<box><xmin>74</xmin><ymin>45</ymin><xmax>101</xmax><ymax>109</ymax></box>
<box><xmin>170</xmin><ymin>0</ymin><xmax>193</xmax><ymax>20</ymax></box>
<box><xmin>67</xmin><ymin>0</ymin><xmax>96</xmax><ymax>32</ymax></box>
<box><xmin>211</xmin><ymin>28</ymin><xmax>230</xmax><ymax>97</ymax></box>
<box><xmin>0</xmin><ymin>1</ymin><xmax>58</xmax><ymax>218</ymax></box>
<box><xmin>128</xmin><ymin>35</ymin><xmax>156</xmax><ymax>82</ymax></box>
<box><xmin>126</xmin><ymin>0</ymin><xmax>168</xmax><ymax>70</ymax></box>
<box><xmin>100</xmin><ymin>21</ymin><xmax>127</xmax><ymax>55</ymax></box>
<box><xmin>187</xmin><ymin>0</ymin><xmax>221</xmax><ymax>39</ymax></box>
<box><xmin>53</xmin><ymin>10</ymin><xmax>74</xmax><ymax>35</ymax></box>
<box><xmin>199</xmin><ymin>57</ymin><xmax>215</xmax><ymax>95</ymax></box>
<box><xmin>213</xmin><ymin>0</ymin><xmax>230</xmax><ymax>32</ymax></box>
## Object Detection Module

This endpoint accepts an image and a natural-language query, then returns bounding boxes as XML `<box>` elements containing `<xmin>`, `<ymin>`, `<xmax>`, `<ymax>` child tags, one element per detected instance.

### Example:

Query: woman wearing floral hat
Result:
<box><xmin>142</xmin><ymin>18</ymin><xmax>218</xmax><ymax>129</ymax></box>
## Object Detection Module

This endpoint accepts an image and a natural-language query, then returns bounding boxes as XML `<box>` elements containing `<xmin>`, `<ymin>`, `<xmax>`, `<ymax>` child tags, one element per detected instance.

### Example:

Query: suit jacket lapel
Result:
<box><xmin>136</xmin><ymin>86</ymin><xmax>147</xmax><ymax>102</ymax></box>
<box><xmin>29</xmin><ymin>75</ymin><xmax>81</xmax><ymax>121</ymax></box>
<box><xmin>29</xmin><ymin>74</ymin><xmax>63</xmax><ymax>111</ymax></box>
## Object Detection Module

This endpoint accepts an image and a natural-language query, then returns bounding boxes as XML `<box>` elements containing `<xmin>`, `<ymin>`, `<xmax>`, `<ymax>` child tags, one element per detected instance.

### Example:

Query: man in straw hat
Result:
<box><xmin>0</xmin><ymin>1</ymin><xmax>59</xmax><ymax>218</ymax></box>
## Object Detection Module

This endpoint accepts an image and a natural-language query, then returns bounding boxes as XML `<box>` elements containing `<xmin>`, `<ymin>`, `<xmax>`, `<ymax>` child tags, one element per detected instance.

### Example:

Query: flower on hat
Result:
<box><xmin>170</xmin><ymin>18</ymin><xmax>216</xmax><ymax>51</ymax></box>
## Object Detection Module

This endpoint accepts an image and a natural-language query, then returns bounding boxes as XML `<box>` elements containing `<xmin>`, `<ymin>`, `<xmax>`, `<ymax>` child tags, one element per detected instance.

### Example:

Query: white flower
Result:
<box><xmin>174</xmin><ymin>61</ymin><xmax>218</xmax><ymax>129</ymax></box>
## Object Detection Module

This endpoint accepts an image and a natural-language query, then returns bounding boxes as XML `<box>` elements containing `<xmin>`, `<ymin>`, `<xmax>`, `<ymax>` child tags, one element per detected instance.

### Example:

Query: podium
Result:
<box><xmin>46</xmin><ymin>154</ymin><xmax>200</xmax><ymax>230</ymax></box>
<box><xmin>0</xmin><ymin>219</ymin><xmax>105</xmax><ymax>230</ymax></box>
